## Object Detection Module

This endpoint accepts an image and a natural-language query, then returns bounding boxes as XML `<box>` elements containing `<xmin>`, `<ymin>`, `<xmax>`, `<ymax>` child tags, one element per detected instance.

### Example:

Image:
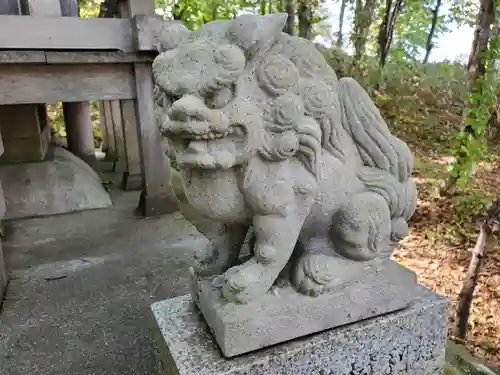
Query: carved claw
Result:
<box><xmin>221</xmin><ymin>260</ymin><xmax>275</xmax><ymax>304</ymax></box>
<box><xmin>292</xmin><ymin>254</ymin><xmax>334</xmax><ymax>297</ymax></box>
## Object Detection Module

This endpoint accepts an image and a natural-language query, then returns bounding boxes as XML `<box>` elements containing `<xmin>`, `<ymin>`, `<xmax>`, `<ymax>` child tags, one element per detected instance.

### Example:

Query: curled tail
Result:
<box><xmin>338</xmin><ymin>78</ymin><xmax>417</xmax><ymax>244</ymax></box>
<box><xmin>339</xmin><ymin>77</ymin><xmax>414</xmax><ymax>183</ymax></box>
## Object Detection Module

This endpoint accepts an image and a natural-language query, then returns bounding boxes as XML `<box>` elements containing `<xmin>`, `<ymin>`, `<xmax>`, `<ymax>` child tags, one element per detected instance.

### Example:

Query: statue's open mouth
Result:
<box><xmin>165</xmin><ymin>122</ymin><xmax>248</xmax><ymax>169</ymax></box>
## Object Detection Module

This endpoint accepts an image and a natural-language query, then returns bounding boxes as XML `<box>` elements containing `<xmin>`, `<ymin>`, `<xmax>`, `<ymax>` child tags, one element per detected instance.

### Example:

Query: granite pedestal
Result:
<box><xmin>150</xmin><ymin>285</ymin><xmax>448</xmax><ymax>375</ymax></box>
<box><xmin>191</xmin><ymin>260</ymin><xmax>418</xmax><ymax>357</ymax></box>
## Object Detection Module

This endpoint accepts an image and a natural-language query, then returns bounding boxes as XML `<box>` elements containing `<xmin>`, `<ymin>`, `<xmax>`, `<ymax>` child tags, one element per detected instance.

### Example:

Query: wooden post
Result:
<box><xmin>59</xmin><ymin>0</ymin><xmax>97</xmax><ymax>170</ymax></box>
<box><xmin>98</xmin><ymin>101</ymin><xmax>108</xmax><ymax>153</ymax></box>
<box><xmin>62</xmin><ymin>102</ymin><xmax>96</xmax><ymax>166</ymax></box>
<box><xmin>124</xmin><ymin>0</ymin><xmax>178</xmax><ymax>215</ymax></box>
<box><xmin>102</xmin><ymin>100</ymin><xmax>117</xmax><ymax>161</ymax></box>
<box><xmin>97</xmin><ymin>2</ymin><xmax>138</xmax><ymax>187</ymax></box>
<box><xmin>119</xmin><ymin>99</ymin><xmax>142</xmax><ymax>190</ymax></box>
<box><xmin>110</xmin><ymin>99</ymin><xmax>126</xmax><ymax>173</ymax></box>
<box><xmin>111</xmin><ymin>1</ymin><xmax>142</xmax><ymax>190</ymax></box>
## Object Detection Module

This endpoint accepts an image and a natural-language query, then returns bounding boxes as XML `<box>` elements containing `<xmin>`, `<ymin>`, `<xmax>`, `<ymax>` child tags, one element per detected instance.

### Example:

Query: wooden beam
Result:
<box><xmin>0</xmin><ymin>15</ymin><xmax>135</xmax><ymax>51</ymax></box>
<box><xmin>0</xmin><ymin>64</ymin><xmax>135</xmax><ymax>104</ymax></box>
<box><xmin>0</xmin><ymin>51</ymin><xmax>155</xmax><ymax>64</ymax></box>
<box><xmin>0</xmin><ymin>50</ymin><xmax>46</xmax><ymax>63</ymax></box>
<box><xmin>44</xmin><ymin>51</ymin><xmax>155</xmax><ymax>64</ymax></box>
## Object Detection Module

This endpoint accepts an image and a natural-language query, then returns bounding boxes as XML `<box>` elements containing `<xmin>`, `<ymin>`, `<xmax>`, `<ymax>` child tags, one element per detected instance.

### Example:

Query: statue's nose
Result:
<box><xmin>169</xmin><ymin>95</ymin><xmax>208</xmax><ymax>122</ymax></box>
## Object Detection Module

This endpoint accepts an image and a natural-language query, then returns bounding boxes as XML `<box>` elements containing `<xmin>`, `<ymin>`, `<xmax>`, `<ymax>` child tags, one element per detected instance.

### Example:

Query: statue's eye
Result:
<box><xmin>170</xmin><ymin>94</ymin><xmax>182</xmax><ymax>103</ymax></box>
<box><xmin>153</xmin><ymin>86</ymin><xmax>171</xmax><ymax>108</ymax></box>
<box><xmin>205</xmin><ymin>84</ymin><xmax>235</xmax><ymax>109</ymax></box>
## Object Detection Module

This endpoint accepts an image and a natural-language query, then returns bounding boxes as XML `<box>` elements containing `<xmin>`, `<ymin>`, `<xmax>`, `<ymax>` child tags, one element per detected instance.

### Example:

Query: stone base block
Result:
<box><xmin>151</xmin><ymin>285</ymin><xmax>448</xmax><ymax>375</ymax></box>
<box><xmin>192</xmin><ymin>260</ymin><xmax>417</xmax><ymax>357</ymax></box>
<box><xmin>0</xmin><ymin>146</ymin><xmax>112</xmax><ymax>220</ymax></box>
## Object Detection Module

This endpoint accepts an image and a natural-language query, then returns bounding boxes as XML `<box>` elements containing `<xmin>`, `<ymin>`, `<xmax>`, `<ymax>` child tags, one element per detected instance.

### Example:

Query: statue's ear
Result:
<box><xmin>227</xmin><ymin>13</ymin><xmax>287</xmax><ymax>57</ymax></box>
<box><xmin>156</xmin><ymin>22</ymin><xmax>191</xmax><ymax>52</ymax></box>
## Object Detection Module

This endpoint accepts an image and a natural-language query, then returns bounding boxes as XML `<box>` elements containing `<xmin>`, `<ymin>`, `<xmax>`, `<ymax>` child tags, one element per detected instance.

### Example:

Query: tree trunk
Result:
<box><xmin>284</xmin><ymin>0</ymin><xmax>296</xmax><ymax>35</ymax></box>
<box><xmin>336</xmin><ymin>0</ymin><xmax>347</xmax><ymax>48</ymax></box>
<box><xmin>487</xmin><ymin>20</ymin><xmax>500</xmax><ymax>138</ymax></box>
<box><xmin>467</xmin><ymin>0</ymin><xmax>495</xmax><ymax>87</ymax></box>
<box><xmin>260</xmin><ymin>0</ymin><xmax>267</xmax><ymax>15</ymax></box>
<box><xmin>211</xmin><ymin>2</ymin><xmax>218</xmax><ymax>21</ymax></box>
<box><xmin>455</xmin><ymin>199</ymin><xmax>500</xmax><ymax>340</ymax></box>
<box><xmin>423</xmin><ymin>0</ymin><xmax>443</xmax><ymax>64</ymax></box>
<box><xmin>377</xmin><ymin>0</ymin><xmax>403</xmax><ymax>68</ymax></box>
<box><xmin>351</xmin><ymin>0</ymin><xmax>379</xmax><ymax>73</ymax></box>
<box><xmin>378</xmin><ymin>0</ymin><xmax>392</xmax><ymax>67</ymax></box>
<box><xmin>172</xmin><ymin>3</ymin><xmax>184</xmax><ymax>20</ymax></box>
<box><xmin>278</xmin><ymin>0</ymin><xmax>285</xmax><ymax>12</ymax></box>
<box><xmin>442</xmin><ymin>0</ymin><xmax>495</xmax><ymax>193</ymax></box>
<box><xmin>298</xmin><ymin>0</ymin><xmax>314</xmax><ymax>40</ymax></box>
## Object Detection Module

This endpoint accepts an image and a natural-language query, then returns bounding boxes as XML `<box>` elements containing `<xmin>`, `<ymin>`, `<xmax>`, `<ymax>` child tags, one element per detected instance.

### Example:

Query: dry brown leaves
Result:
<box><xmin>392</xmin><ymin>154</ymin><xmax>500</xmax><ymax>367</ymax></box>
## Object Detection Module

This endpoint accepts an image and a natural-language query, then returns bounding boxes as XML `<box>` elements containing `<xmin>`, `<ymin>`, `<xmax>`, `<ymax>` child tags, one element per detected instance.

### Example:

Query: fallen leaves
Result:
<box><xmin>393</xmin><ymin>153</ymin><xmax>500</xmax><ymax>367</ymax></box>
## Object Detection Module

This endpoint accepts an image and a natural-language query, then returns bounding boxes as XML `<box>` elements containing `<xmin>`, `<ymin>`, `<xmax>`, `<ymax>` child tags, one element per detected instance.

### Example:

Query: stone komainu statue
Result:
<box><xmin>152</xmin><ymin>14</ymin><xmax>417</xmax><ymax>304</ymax></box>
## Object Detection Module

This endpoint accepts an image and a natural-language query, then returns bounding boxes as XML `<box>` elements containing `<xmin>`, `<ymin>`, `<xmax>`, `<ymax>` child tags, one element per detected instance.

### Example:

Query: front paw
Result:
<box><xmin>221</xmin><ymin>260</ymin><xmax>272</xmax><ymax>304</ymax></box>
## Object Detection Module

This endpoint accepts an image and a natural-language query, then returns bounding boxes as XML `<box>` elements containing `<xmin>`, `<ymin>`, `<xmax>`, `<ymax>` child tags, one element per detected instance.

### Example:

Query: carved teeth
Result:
<box><xmin>185</xmin><ymin>130</ymin><xmax>233</xmax><ymax>141</ymax></box>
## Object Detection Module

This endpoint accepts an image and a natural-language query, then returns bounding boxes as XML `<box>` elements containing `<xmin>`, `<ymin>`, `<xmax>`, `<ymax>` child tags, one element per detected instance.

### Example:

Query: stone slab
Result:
<box><xmin>191</xmin><ymin>259</ymin><xmax>418</xmax><ymax>357</ymax></box>
<box><xmin>0</xmin><ymin>146</ymin><xmax>112</xmax><ymax>220</ymax></box>
<box><xmin>150</xmin><ymin>285</ymin><xmax>449</xmax><ymax>375</ymax></box>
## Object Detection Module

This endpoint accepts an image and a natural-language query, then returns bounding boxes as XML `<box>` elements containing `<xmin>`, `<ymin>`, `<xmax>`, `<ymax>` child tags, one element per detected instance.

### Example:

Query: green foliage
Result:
<box><xmin>78</xmin><ymin>0</ymin><xmax>100</xmax><ymax>18</ymax></box>
<box><xmin>155</xmin><ymin>0</ymin><xmax>255</xmax><ymax>29</ymax></box>
<box><xmin>448</xmin><ymin>17</ymin><xmax>500</xmax><ymax>187</ymax></box>
<box><xmin>390</xmin><ymin>0</ymin><xmax>450</xmax><ymax>61</ymax></box>
<box><xmin>448</xmin><ymin>0</ymin><xmax>479</xmax><ymax>27</ymax></box>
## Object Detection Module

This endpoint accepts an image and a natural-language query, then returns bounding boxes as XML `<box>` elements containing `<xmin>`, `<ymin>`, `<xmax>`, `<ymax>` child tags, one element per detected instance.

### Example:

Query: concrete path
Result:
<box><xmin>0</xmin><ymin>190</ymin><xmax>211</xmax><ymax>375</ymax></box>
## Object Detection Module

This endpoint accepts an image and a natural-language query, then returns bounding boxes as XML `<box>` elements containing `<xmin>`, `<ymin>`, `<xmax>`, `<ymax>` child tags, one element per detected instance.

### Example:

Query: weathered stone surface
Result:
<box><xmin>192</xmin><ymin>259</ymin><xmax>417</xmax><ymax>357</ymax></box>
<box><xmin>152</xmin><ymin>13</ymin><xmax>420</xmax><ymax>355</ymax></box>
<box><xmin>151</xmin><ymin>285</ymin><xmax>448</xmax><ymax>375</ymax></box>
<box><xmin>152</xmin><ymin>12</ymin><xmax>418</xmax><ymax>307</ymax></box>
<box><xmin>0</xmin><ymin>146</ymin><xmax>112</xmax><ymax>220</ymax></box>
